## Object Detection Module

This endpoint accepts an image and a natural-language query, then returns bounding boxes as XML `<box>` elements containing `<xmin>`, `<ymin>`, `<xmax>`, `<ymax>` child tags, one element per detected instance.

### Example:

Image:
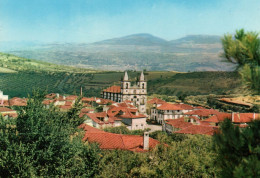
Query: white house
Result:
<box><xmin>0</xmin><ymin>90</ymin><xmax>8</xmax><ymax>101</ymax></box>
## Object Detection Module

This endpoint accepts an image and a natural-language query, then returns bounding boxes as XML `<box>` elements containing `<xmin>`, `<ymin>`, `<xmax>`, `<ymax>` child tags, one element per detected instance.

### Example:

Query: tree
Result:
<box><xmin>0</xmin><ymin>91</ymin><xmax>100</xmax><ymax>177</ymax></box>
<box><xmin>221</xmin><ymin>29</ymin><xmax>260</xmax><ymax>93</ymax></box>
<box><xmin>213</xmin><ymin>119</ymin><xmax>260</xmax><ymax>177</ymax></box>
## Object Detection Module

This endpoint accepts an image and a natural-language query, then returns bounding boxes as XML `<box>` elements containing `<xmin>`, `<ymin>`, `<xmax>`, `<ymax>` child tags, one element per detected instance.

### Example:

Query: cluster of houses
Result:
<box><xmin>0</xmin><ymin>71</ymin><xmax>259</xmax><ymax>152</ymax></box>
<box><xmin>148</xmin><ymin>97</ymin><xmax>259</xmax><ymax>135</ymax></box>
<box><xmin>0</xmin><ymin>90</ymin><xmax>27</xmax><ymax>118</ymax></box>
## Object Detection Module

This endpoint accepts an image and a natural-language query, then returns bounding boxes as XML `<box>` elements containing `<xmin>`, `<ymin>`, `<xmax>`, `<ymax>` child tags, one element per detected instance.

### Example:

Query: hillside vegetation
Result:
<box><xmin>0</xmin><ymin>53</ymin><xmax>241</xmax><ymax>98</ymax></box>
<box><xmin>2</xmin><ymin>34</ymin><xmax>236</xmax><ymax>72</ymax></box>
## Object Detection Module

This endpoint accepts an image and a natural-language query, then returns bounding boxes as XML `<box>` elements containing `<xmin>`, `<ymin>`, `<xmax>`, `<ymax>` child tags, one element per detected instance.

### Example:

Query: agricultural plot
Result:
<box><xmin>0</xmin><ymin>53</ymin><xmax>241</xmax><ymax>98</ymax></box>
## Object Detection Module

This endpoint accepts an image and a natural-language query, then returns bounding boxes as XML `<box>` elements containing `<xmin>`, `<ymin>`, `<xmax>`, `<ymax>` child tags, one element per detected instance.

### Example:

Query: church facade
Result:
<box><xmin>102</xmin><ymin>71</ymin><xmax>147</xmax><ymax>114</ymax></box>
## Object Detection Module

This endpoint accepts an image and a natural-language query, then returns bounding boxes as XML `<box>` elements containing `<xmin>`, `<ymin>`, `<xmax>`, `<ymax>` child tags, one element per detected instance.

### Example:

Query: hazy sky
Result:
<box><xmin>0</xmin><ymin>0</ymin><xmax>259</xmax><ymax>43</ymax></box>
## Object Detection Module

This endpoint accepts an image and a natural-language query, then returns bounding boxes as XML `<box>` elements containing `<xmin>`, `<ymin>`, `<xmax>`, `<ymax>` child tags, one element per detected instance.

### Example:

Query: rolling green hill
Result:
<box><xmin>0</xmin><ymin>53</ymin><xmax>241</xmax><ymax>98</ymax></box>
<box><xmin>2</xmin><ymin>34</ymin><xmax>236</xmax><ymax>72</ymax></box>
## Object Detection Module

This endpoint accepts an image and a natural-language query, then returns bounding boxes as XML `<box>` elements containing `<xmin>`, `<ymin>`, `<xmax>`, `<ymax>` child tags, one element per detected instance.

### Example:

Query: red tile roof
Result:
<box><xmin>103</xmin><ymin>86</ymin><xmax>121</xmax><ymax>93</ymax></box>
<box><xmin>78</xmin><ymin>124</ymin><xmax>105</xmax><ymax>133</ymax></box>
<box><xmin>204</xmin><ymin>113</ymin><xmax>231</xmax><ymax>123</ymax></box>
<box><xmin>0</xmin><ymin>107</ymin><xmax>15</xmax><ymax>112</ymax></box>
<box><xmin>81</xmin><ymin>97</ymin><xmax>96</xmax><ymax>102</ymax></box>
<box><xmin>0</xmin><ymin>100</ymin><xmax>9</xmax><ymax>107</ymax></box>
<box><xmin>203</xmin><ymin>113</ymin><xmax>260</xmax><ymax>123</ymax></box>
<box><xmin>194</xmin><ymin>106</ymin><xmax>206</xmax><ymax>109</ymax></box>
<box><xmin>65</xmin><ymin>101</ymin><xmax>73</xmax><ymax>106</ymax></box>
<box><xmin>175</xmin><ymin>104</ymin><xmax>194</xmax><ymax>110</ymax></box>
<box><xmin>165</xmin><ymin>117</ymin><xmax>193</xmax><ymax>129</ymax></box>
<box><xmin>97</xmin><ymin>99</ymin><xmax>116</xmax><ymax>105</ymax></box>
<box><xmin>185</xmin><ymin>109</ymin><xmax>220</xmax><ymax>117</ymax></box>
<box><xmin>86</xmin><ymin>112</ymin><xmax>122</xmax><ymax>125</ymax></box>
<box><xmin>81</xmin><ymin>108</ymin><xmax>94</xmax><ymax>113</ymax></box>
<box><xmin>59</xmin><ymin>105</ymin><xmax>72</xmax><ymax>110</ymax></box>
<box><xmin>45</xmin><ymin>93</ymin><xmax>57</xmax><ymax>99</ymax></box>
<box><xmin>157</xmin><ymin>103</ymin><xmax>183</xmax><ymax>111</ymax></box>
<box><xmin>118</xmin><ymin>111</ymin><xmax>146</xmax><ymax>119</ymax></box>
<box><xmin>66</xmin><ymin>95</ymin><xmax>78</xmax><ymax>100</ymax></box>
<box><xmin>116</xmin><ymin>102</ymin><xmax>136</xmax><ymax>108</ymax></box>
<box><xmin>175</xmin><ymin>125</ymin><xmax>217</xmax><ymax>135</ymax></box>
<box><xmin>79</xmin><ymin>124</ymin><xmax>159</xmax><ymax>152</ymax></box>
<box><xmin>9</xmin><ymin>97</ymin><xmax>27</xmax><ymax>106</ymax></box>
<box><xmin>232</xmin><ymin>113</ymin><xmax>260</xmax><ymax>123</ymax></box>
<box><xmin>147</xmin><ymin>98</ymin><xmax>166</xmax><ymax>105</ymax></box>
<box><xmin>42</xmin><ymin>99</ymin><xmax>54</xmax><ymax>105</ymax></box>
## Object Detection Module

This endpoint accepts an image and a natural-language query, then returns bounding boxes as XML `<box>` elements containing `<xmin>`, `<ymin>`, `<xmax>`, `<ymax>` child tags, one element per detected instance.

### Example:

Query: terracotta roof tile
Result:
<box><xmin>0</xmin><ymin>100</ymin><xmax>9</xmax><ymax>107</ymax></box>
<box><xmin>79</xmin><ymin>124</ymin><xmax>160</xmax><ymax>152</ymax></box>
<box><xmin>147</xmin><ymin>98</ymin><xmax>166</xmax><ymax>104</ymax></box>
<box><xmin>175</xmin><ymin>125</ymin><xmax>217</xmax><ymax>135</ymax></box>
<box><xmin>0</xmin><ymin>107</ymin><xmax>15</xmax><ymax>112</ymax></box>
<box><xmin>232</xmin><ymin>113</ymin><xmax>260</xmax><ymax>123</ymax></box>
<box><xmin>157</xmin><ymin>103</ymin><xmax>183</xmax><ymax>111</ymax></box>
<box><xmin>103</xmin><ymin>86</ymin><xmax>121</xmax><ymax>93</ymax></box>
<box><xmin>9</xmin><ymin>97</ymin><xmax>27</xmax><ymax>106</ymax></box>
<box><xmin>185</xmin><ymin>109</ymin><xmax>220</xmax><ymax>117</ymax></box>
<box><xmin>45</xmin><ymin>93</ymin><xmax>57</xmax><ymax>99</ymax></box>
<box><xmin>174</xmin><ymin>104</ymin><xmax>194</xmax><ymax>110</ymax></box>
<box><xmin>204</xmin><ymin>113</ymin><xmax>231</xmax><ymax>123</ymax></box>
<box><xmin>66</xmin><ymin>95</ymin><xmax>78</xmax><ymax>100</ymax></box>
<box><xmin>165</xmin><ymin>117</ymin><xmax>193</xmax><ymax>129</ymax></box>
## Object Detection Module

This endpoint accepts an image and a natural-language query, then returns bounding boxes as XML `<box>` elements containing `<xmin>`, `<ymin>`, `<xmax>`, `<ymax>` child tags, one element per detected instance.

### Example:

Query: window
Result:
<box><xmin>126</xmin><ymin>83</ymin><xmax>129</xmax><ymax>89</ymax></box>
<box><xmin>142</xmin><ymin>83</ymin><xmax>144</xmax><ymax>89</ymax></box>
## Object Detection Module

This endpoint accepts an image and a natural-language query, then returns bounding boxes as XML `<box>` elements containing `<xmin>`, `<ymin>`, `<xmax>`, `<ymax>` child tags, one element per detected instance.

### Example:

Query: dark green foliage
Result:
<box><xmin>66</xmin><ymin>96</ymin><xmax>84</xmax><ymax>128</ymax></box>
<box><xmin>222</xmin><ymin>29</ymin><xmax>260</xmax><ymax>94</ymax></box>
<box><xmin>103</xmin><ymin>126</ymin><xmax>150</xmax><ymax>135</ymax></box>
<box><xmin>0</xmin><ymin>52</ymin><xmax>241</xmax><ymax>98</ymax></box>
<box><xmin>0</xmin><ymin>91</ymin><xmax>100</xmax><ymax>177</ymax></box>
<box><xmin>148</xmin><ymin>71</ymin><xmax>241</xmax><ymax>96</ymax></box>
<box><xmin>213</xmin><ymin>119</ymin><xmax>260</xmax><ymax>177</ymax></box>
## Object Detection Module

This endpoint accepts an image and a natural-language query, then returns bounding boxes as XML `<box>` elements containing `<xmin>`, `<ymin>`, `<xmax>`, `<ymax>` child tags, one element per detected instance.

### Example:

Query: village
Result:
<box><xmin>0</xmin><ymin>71</ymin><xmax>259</xmax><ymax>152</ymax></box>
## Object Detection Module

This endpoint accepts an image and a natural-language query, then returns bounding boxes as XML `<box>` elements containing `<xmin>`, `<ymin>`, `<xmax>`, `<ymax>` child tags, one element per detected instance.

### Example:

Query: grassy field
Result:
<box><xmin>0</xmin><ymin>53</ymin><xmax>242</xmax><ymax>98</ymax></box>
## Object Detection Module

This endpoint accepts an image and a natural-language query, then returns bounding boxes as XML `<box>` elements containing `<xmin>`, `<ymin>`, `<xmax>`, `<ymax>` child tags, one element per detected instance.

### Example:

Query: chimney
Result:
<box><xmin>56</xmin><ymin>93</ymin><xmax>59</xmax><ymax>98</ymax></box>
<box><xmin>63</xmin><ymin>95</ymin><xmax>66</xmax><ymax>100</ymax></box>
<box><xmin>80</xmin><ymin>87</ymin><xmax>83</xmax><ymax>96</ymax></box>
<box><xmin>143</xmin><ymin>132</ymin><xmax>149</xmax><ymax>150</ymax></box>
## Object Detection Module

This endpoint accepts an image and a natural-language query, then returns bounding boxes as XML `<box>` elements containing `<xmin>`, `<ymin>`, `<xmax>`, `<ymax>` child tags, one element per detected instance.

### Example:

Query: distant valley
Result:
<box><xmin>0</xmin><ymin>34</ymin><xmax>235</xmax><ymax>72</ymax></box>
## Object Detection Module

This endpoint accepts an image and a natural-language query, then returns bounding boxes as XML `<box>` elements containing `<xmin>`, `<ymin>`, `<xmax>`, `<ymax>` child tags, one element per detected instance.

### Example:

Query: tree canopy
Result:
<box><xmin>222</xmin><ymin>29</ymin><xmax>260</xmax><ymax>93</ymax></box>
<box><xmin>0</xmin><ymin>91</ymin><xmax>100</xmax><ymax>177</ymax></box>
<box><xmin>213</xmin><ymin>119</ymin><xmax>260</xmax><ymax>177</ymax></box>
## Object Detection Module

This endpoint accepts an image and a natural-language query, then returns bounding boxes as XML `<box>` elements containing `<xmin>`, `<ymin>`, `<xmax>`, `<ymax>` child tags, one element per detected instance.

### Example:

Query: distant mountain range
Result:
<box><xmin>0</xmin><ymin>34</ymin><xmax>235</xmax><ymax>72</ymax></box>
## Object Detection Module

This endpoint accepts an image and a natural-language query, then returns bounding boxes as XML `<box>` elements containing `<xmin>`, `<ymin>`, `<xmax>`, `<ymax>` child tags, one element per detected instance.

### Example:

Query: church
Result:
<box><xmin>102</xmin><ymin>71</ymin><xmax>147</xmax><ymax>114</ymax></box>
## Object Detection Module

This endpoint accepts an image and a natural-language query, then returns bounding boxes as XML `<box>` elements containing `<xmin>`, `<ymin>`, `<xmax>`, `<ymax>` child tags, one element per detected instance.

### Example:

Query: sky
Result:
<box><xmin>0</xmin><ymin>0</ymin><xmax>260</xmax><ymax>43</ymax></box>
